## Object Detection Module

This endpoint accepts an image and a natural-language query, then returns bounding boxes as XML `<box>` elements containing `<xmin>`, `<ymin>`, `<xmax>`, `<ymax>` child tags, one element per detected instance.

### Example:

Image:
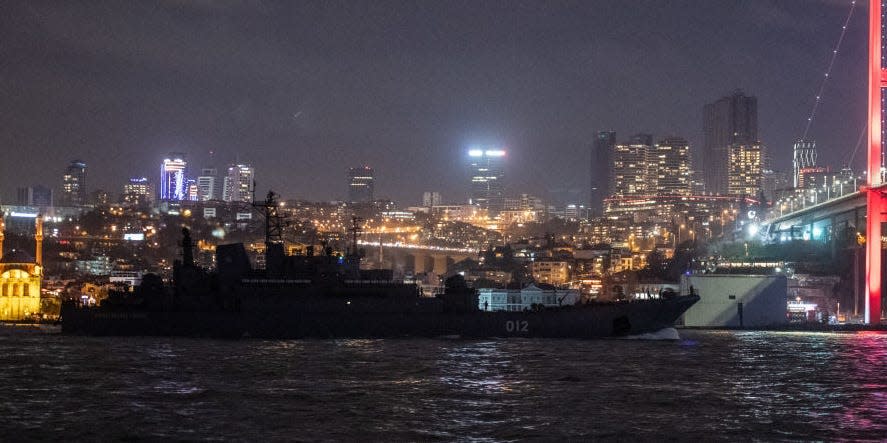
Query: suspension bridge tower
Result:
<box><xmin>866</xmin><ymin>0</ymin><xmax>884</xmax><ymax>324</ymax></box>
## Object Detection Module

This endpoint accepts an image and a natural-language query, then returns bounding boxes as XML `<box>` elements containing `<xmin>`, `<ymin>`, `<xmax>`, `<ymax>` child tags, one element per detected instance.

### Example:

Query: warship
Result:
<box><xmin>61</xmin><ymin>192</ymin><xmax>699</xmax><ymax>338</ymax></box>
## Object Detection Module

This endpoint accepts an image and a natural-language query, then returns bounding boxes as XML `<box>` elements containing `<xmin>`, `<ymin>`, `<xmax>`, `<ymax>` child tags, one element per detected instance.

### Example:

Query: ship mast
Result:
<box><xmin>347</xmin><ymin>216</ymin><xmax>363</xmax><ymax>257</ymax></box>
<box><xmin>253</xmin><ymin>190</ymin><xmax>284</xmax><ymax>248</ymax></box>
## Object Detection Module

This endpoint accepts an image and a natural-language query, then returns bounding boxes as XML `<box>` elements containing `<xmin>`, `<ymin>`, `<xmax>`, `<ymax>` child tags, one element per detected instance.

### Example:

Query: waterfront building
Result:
<box><xmin>468</xmin><ymin>149</ymin><xmax>505</xmax><ymax>214</ymax></box>
<box><xmin>160</xmin><ymin>154</ymin><xmax>187</xmax><ymax>201</ymax></box>
<box><xmin>61</xmin><ymin>160</ymin><xmax>87</xmax><ymax>206</ymax></box>
<box><xmin>0</xmin><ymin>215</ymin><xmax>43</xmax><ymax>321</ymax></box>
<box><xmin>591</xmin><ymin>131</ymin><xmax>616</xmax><ymax>214</ymax></box>
<box><xmin>703</xmin><ymin>90</ymin><xmax>757</xmax><ymax>194</ymax></box>
<box><xmin>727</xmin><ymin>143</ymin><xmax>763</xmax><ymax>197</ymax></box>
<box><xmin>222</xmin><ymin>164</ymin><xmax>255</xmax><ymax>203</ymax></box>
<box><xmin>347</xmin><ymin>166</ymin><xmax>375</xmax><ymax>204</ymax></box>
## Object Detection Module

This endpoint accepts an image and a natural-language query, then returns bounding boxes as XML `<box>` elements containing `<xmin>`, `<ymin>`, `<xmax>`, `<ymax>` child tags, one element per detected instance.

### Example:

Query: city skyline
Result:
<box><xmin>0</xmin><ymin>1</ymin><xmax>867</xmax><ymax>205</ymax></box>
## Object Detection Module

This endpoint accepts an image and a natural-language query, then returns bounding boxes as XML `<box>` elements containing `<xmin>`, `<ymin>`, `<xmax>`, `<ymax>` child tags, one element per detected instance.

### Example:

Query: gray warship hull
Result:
<box><xmin>60</xmin><ymin>294</ymin><xmax>699</xmax><ymax>339</ymax></box>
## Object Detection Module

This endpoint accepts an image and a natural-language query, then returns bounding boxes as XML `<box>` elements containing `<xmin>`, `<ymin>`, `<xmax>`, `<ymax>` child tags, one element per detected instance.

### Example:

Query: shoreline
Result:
<box><xmin>678</xmin><ymin>323</ymin><xmax>887</xmax><ymax>333</ymax></box>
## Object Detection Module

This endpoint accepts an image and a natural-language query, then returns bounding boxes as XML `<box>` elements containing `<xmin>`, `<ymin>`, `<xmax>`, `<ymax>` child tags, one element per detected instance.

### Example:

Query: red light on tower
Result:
<box><xmin>866</xmin><ymin>0</ymin><xmax>883</xmax><ymax>324</ymax></box>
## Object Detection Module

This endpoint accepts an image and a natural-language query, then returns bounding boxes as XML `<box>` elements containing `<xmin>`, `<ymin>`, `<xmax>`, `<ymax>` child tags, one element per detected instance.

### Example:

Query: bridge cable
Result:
<box><xmin>801</xmin><ymin>0</ymin><xmax>857</xmax><ymax>140</ymax></box>
<box><xmin>845</xmin><ymin>122</ymin><xmax>867</xmax><ymax>169</ymax></box>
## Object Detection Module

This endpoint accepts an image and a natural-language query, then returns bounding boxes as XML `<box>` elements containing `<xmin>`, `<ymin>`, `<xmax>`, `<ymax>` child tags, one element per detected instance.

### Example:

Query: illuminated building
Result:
<box><xmin>61</xmin><ymin>160</ymin><xmax>87</xmax><ymax>206</ymax></box>
<box><xmin>792</xmin><ymin>140</ymin><xmax>817</xmax><ymax>188</ymax></box>
<box><xmin>422</xmin><ymin>191</ymin><xmax>441</xmax><ymax>207</ymax></box>
<box><xmin>160</xmin><ymin>154</ymin><xmax>187</xmax><ymax>201</ymax></box>
<box><xmin>591</xmin><ymin>131</ymin><xmax>616</xmax><ymax>213</ymax></box>
<box><xmin>653</xmin><ymin>137</ymin><xmax>692</xmax><ymax>196</ymax></box>
<box><xmin>703</xmin><ymin>91</ymin><xmax>757</xmax><ymax>194</ymax></box>
<box><xmin>727</xmin><ymin>143</ymin><xmax>763</xmax><ymax>196</ymax></box>
<box><xmin>186</xmin><ymin>179</ymin><xmax>199</xmax><ymax>201</ymax></box>
<box><xmin>122</xmin><ymin>177</ymin><xmax>154</xmax><ymax>206</ymax></box>
<box><xmin>468</xmin><ymin>149</ymin><xmax>505</xmax><ymax>213</ymax></box>
<box><xmin>612</xmin><ymin>134</ymin><xmax>651</xmax><ymax>197</ymax></box>
<box><xmin>197</xmin><ymin>168</ymin><xmax>218</xmax><ymax>201</ymax></box>
<box><xmin>223</xmin><ymin>164</ymin><xmax>255</xmax><ymax>203</ymax></box>
<box><xmin>347</xmin><ymin>166</ymin><xmax>375</xmax><ymax>203</ymax></box>
<box><xmin>0</xmin><ymin>215</ymin><xmax>43</xmax><ymax>321</ymax></box>
<box><xmin>530</xmin><ymin>260</ymin><xmax>571</xmax><ymax>285</ymax></box>
<box><xmin>16</xmin><ymin>185</ymin><xmax>53</xmax><ymax>208</ymax></box>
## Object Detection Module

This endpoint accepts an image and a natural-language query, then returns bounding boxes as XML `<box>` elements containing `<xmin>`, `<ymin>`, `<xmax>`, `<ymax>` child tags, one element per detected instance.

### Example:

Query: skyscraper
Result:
<box><xmin>792</xmin><ymin>139</ymin><xmax>817</xmax><ymax>188</ymax></box>
<box><xmin>611</xmin><ymin>135</ymin><xmax>651</xmax><ymax>198</ymax></box>
<box><xmin>653</xmin><ymin>137</ymin><xmax>692</xmax><ymax>196</ymax></box>
<box><xmin>197</xmin><ymin>168</ymin><xmax>218</xmax><ymax>201</ymax></box>
<box><xmin>61</xmin><ymin>160</ymin><xmax>87</xmax><ymax>206</ymax></box>
<box><xmin>222</xmin><ymin>164</ymin><xmax>255</xmax><ymax>203</ymax></box>
<box><xmin>347</xmin><ymin>166</ymin><xmax>375</xmax><ymax>204</ymax></box>
<box><xmin>591</xmin><ymin>131</ymin><xmax>616</xmax><ymax>213</ymax></box>
<box><xmin>728</xmin><ymin>143</ymin><xmax>764</xmax><ymax>196</ymax></box>
<box><xmin>16</xmin><ymin>185</ymin><xmax>53</xmax><ymax>207</ymax></box>
<box><xmin>422</xmin><ymin>191</ymin><xmax>441</xmax><ymax>207</ymax></box>
<box><xmin>703</xmin><ymin>90</ymin><xmax>758</xmax><ymax>194</ymax></box>
<box><xmin>160</xmin><ymin>154</ymin><xmax>187</xmax><ymax>201</ymax></box>
<box><xmin>467</xmin><ymin>149</ymin><xmax>505</xmax><ymax>213</ymax></box>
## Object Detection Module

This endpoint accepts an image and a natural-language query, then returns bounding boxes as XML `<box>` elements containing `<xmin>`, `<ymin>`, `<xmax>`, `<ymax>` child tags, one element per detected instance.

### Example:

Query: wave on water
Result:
<box><xmin>622</xmin><ymin>327</ymin><xmax>680</xmax><ymax>340</ymax></box>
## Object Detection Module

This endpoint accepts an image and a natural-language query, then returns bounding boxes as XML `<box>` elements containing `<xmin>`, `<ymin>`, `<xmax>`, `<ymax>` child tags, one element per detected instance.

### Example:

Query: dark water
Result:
<box><xmin>1</xmin><ymin>329</ymin><xmax>886</xmax><ymax>441</ymax></box>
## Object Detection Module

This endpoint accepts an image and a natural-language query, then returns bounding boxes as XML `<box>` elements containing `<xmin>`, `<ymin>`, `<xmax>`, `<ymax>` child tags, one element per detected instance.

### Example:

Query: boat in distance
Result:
<box><xmin>61</xmin><ymin>193</ymin><xmax>699</xmax><ymax>339</ymax></box>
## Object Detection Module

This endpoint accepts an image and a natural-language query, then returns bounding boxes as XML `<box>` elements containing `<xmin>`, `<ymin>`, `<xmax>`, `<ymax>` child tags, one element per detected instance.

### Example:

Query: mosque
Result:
<box><xmin>0</xmin><ymin>215</ymin><xmax>43</xmax><ymax>321</ymax></box>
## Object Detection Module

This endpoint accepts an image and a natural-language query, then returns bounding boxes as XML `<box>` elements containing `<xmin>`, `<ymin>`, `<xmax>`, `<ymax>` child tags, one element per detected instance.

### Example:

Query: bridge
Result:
<box><xmin>760</xmin><ymin>0</ymin><xmax>883</xmax><ymax>324</ymax></box>
<box><xmin>356</xmin><ymin>240</ymin><xmax>474</xmax><ymax>275</ymax></box>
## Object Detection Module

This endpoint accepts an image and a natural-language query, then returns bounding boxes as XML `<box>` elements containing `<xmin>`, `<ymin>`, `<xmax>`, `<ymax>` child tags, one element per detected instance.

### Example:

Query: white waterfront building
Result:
<box><xmin>477</xmin><ymin>284</ymin><xmax>580</xmax><ymax>312</ymax></box>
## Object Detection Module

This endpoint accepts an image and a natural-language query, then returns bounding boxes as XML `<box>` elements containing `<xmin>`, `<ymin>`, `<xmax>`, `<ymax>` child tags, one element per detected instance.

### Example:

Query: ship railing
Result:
<box><xmin>240</xmin><ymin>278</ymin><xmax>313</xmax><ymax>285</ymax></box>
<box><xmin>343</xmin><ymin>279</ymin><xmax>407</xmax><ymax>286</ymax></box>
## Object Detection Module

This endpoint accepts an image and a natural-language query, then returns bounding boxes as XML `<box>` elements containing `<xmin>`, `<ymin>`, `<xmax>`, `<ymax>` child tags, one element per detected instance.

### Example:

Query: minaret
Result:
<box><xmin>34</xmin><ymin>216</ymin><xmax>43</xmax><ymax>266</ymax></box>
<box><xmin>0</xmin><ymin>215</ymin><xmax>5</xmax><ymax>261</ymax></box>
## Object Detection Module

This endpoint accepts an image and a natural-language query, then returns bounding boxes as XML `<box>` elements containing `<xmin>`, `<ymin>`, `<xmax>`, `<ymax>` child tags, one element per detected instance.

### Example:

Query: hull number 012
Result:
<box><xmin>505</xmin><ymin>320</ymin><xmax>528</xmax><ymax>332</ymax></box>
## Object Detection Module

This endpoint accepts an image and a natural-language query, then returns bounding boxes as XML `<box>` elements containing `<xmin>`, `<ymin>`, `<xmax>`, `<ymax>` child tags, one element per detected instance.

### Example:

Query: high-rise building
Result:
<box><xmin>160</xmin><ymin>154</ymin><xmax>187</xmax><ymax>201</ymax></box>
<box><xmin>727</xmin><ymin>143</ymin><xmax>764</xmax><ymax>196</ymax></box>
<box><xmin>197</xmin><ymin>168</ymin><xmax>218</xmax><ymax>201</ymax></box>
<box><xmin>61</xmin><ymin>160</ymin><xmax>87</xmax><ymax>206</ymax></box>
<box><xmin>761</xmin><ymin>170</ymin><xmax>790</xmax><ymax>203</ymax></box>
<box><xmin>122</xmin><ymin>177</ymin><xmax>154</xmax><ymax>206</ymax></box>
<box><xmin>703</xmin><ymin>90</ymin><xmax>757</xmax><ymax>194</ymax></box>
<box><xmin>792</xmin><ymin>139</ymin><xmax>817</xmax><ymax>188</ymax></box>
<box><xmin>468</xmin><ymin>149</ymin><xmax>506</xmax><ymax>213</ymax></box>
<box><xmin>186</xmin><ymin>179</ymin><xmax>199</xmax><ymax>201</ymax></box>
<box><xmin>222</xmin><ymin>164</ymin><xmax>255</xmax><ymax>203</ymax></box>
<box><xmin>591</xmin><ymin>131</ymin><xmax>616</xmax><ymax>213</ymax></box>
<box><xmin>16</xmin><ymin>185</ymin><xmax>53</xmax><ymax>208</ymax></box>
<box><xmin>422</xmin><ymin>191</ymin><xmax>441</xmax><ymax>207</ymax></box>
<box><xmin>653</xmin><ymin>137</ymin><xmax>692</xmax><ymax>196</ymax></box>
<box><xmin>347</xmin><ymin>166</ymin><xmax>375</xmax><ymax>204</ymax></box>
<box><xmin>611</xmin><ymin>135</ymin><xmax>651</xmax><ymax>197</ymax></box>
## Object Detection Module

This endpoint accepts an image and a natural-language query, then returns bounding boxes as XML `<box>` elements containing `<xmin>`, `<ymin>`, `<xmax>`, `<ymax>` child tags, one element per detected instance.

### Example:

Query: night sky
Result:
<box><xmin>0</xmin><ymin>0</ymin><xmax>867</xmax><ymax>206</ymax></box>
